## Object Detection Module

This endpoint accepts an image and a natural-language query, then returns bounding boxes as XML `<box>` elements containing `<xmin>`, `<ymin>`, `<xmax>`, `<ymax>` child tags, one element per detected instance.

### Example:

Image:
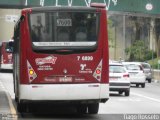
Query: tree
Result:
<box><xmin>154</xmin><ymin>19</ymin><xmax>160</xmax><ymax>57</ymax></box>
<box><xmin>125</xmin><ymin>40</ymin><xmax>148</xmax><ymax>61</ymax></box>
<box><xmin>107</xmin><ymin>18</ymin><xmax>114</xmax><ymax>48</ymax></box>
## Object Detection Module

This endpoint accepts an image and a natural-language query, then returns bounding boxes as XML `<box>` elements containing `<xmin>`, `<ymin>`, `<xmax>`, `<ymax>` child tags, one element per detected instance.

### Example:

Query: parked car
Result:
<box><xmin>0</xmin><ymin>42</ymin><xmax>13</xmax><ymax>70</ymax></box>
<box><xmin>141</xmin><ymin>62</ymin><xmax>152</xmax><ymax>83</ymax></box>
<box><xmin>109</xmin><ymin>62</ymin><xmax>130</xmax><ymax>96</ymax></box>
<box><xmin>122</xmin><ymin>62</ymin><xmax>146</xmax><ymax>88</ymax></box>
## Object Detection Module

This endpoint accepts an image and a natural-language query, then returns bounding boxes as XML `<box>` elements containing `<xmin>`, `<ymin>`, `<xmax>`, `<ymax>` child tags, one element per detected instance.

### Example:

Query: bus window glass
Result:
<box><xmin>29</xmin><ymin>11</ymin><xmax>99</xmax><ymax>49</ymax></box>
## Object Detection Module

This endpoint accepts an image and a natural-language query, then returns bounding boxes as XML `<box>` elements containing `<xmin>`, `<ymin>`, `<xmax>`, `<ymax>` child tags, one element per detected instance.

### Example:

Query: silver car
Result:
<box><xmin>109</xmin><ymin>62</ymin><xmax>130</xmax><ymax>96</ymax></box>
<box><xmin>141</xmin><ymin>62</ymin><xmax>152</xmax><ymax>83</ymax></box>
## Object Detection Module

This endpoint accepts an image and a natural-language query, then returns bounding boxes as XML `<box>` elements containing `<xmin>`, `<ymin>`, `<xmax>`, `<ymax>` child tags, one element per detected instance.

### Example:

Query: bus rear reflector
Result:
<box><xmin>27</xmin><ymin>60</ymin><xmax>37</xmax><ymax>83</ymax></box>
<box><xmin>93</xmin><ymin>60</ymin><xmax>102</xmax><ymax>82</ymax></box>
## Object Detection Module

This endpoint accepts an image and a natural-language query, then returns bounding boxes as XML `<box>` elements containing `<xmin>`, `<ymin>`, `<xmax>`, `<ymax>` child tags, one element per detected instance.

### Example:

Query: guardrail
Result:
<box><xmin>152</xmin><ymin>69</ymin><xmax>160</xmax><ymax>80</ymax></box>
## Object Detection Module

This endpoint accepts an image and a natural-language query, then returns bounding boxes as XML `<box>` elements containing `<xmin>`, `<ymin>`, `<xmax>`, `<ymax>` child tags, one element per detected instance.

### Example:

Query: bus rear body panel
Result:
<box><xmin>14</xmin><ymin>6</ymin><xmax>109</xmax><ymax>106</ymax></box>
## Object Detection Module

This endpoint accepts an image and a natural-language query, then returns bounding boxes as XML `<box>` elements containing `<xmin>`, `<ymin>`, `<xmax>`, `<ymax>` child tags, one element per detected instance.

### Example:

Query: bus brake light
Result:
<box><xmin>90</xmin><ymin>3</ymin><xmax>106</xmax><ymax>8</ymax></box>
<box><xmin>96</xmin><ymin>69</ymin><xmax>101</xmax><ymax>74</ymax></box>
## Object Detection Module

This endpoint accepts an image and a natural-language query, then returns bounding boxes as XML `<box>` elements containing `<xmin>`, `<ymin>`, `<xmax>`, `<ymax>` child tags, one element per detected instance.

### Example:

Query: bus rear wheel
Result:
<box><xmin>88</xmin><ymin>103</ymin><xmax>99</xmax><ymax>114</ymax></box>
<box><xmin>17</xmin><ymin>102</ymin><xmax>27</xmax><ymax>113</ymax></box>
<box><xmin>77</xmin><ymin>105</ymin><xmax>87</xmax><ymax>114</ymax></box>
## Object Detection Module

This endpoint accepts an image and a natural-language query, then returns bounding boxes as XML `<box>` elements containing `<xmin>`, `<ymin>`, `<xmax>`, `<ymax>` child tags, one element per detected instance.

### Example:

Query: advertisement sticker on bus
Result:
<box><xmin>79</xmin><ymin>64</ymin><xmax>93</xmax><ymax>74</ymax></box>
<box><xmin>35</xmin><ymin>56</ymin><xmax>57</xmax><ymax>65</ymax></box>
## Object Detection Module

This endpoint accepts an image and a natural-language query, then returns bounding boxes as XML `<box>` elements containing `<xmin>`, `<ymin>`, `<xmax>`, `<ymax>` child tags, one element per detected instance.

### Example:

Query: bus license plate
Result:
<box><xmin>59</xmin><ymin>77</ymin><xmax>72</xmax><ymax>82</ymax></box>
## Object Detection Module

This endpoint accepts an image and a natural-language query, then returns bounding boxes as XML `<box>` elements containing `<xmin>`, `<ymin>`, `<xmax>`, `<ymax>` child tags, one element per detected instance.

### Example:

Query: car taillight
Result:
<box><xmin>123</xmin><ymin>74</ymin><xmax>129</xmax><ymax>78</ymax></box>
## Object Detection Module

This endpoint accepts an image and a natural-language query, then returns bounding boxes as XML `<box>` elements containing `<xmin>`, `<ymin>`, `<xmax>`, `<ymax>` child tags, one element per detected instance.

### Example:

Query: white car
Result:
<box><xmin>122</xmin><ymin>62</ymin><xmax>146</xmax><ymax>88</ymax></box>
<box><xmin>109</xmin><ymin>62</ymin><xmax>130</xmax><ymax>96</ymax></box>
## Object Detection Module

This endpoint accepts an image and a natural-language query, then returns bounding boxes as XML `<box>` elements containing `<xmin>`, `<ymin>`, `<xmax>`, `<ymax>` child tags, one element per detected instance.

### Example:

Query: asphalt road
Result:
<box><xmin>0</xmin><ymin>71</ymin><xmax>160</xmax><ymax>120</ymax></box>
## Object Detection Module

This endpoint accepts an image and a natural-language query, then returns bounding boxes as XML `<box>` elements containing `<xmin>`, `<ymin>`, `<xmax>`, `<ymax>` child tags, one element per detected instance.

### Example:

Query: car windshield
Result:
<box><xmin>124</xmin><ymin>64</ymin><xmax>140</xmax><ymax>70</ymax></box>
<box><xmin>142</xmin><ymin>63</ymin><xmax>151</xmax><ymax>69</ymax></box>
<box><xmin>109</xmin><ymin>65</ymin><xmax>126</xmax><ymax>73</ymax></box>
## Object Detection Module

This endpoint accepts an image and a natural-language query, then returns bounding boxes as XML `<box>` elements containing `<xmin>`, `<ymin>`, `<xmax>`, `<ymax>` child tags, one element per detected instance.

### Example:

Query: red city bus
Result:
<box><xmin>11</xmin><ymin>3</ymin><xmax>109</xmax><ymax>114</ymax></box>
<box><xmin>0</xmin><ymin>42</ymin><xmax>13</xmax><ymax>70</ymax></box>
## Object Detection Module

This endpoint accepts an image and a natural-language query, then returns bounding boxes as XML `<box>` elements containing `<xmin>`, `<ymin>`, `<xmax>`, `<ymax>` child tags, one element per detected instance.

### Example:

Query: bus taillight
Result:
<box><xmin>27</xmin><ymin>60</ymin><xmax>37</xmax><ymax>83</ymax></box>
<box><xmin>96</xmin><ymin>69</ymin><xmax>101</xmax><ymax>74</ymax></box>
<box><xmin>93</xmin><ymin>60</ymin><xmax>102</xmax><ymax>81</ymax></box>
<box><xmin>29</xmin><ymin>70</ymin><xmax>34</xmax><ymax>75</ymax></box>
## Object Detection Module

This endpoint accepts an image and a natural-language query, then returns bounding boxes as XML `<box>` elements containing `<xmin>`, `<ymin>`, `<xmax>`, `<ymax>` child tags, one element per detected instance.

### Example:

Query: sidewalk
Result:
<box><xmin>0</xmin><ymin>91</ymin><xmax>11</xmax><ymax>114</ymax></box>
<box><xmin>0</xmin><ymin>81</ymin><xmax>11</xmax><ymax>114</ymax></box>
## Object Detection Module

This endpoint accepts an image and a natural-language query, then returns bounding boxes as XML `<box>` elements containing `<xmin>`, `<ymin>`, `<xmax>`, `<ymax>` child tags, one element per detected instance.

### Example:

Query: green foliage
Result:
<box><xmin>144</xmin><ymin>50</ymin><xmax>157</xmax><ymax>60</ymax></box>
<box><xmin>148</xmin><ymin>57</ymin><xmax>160</xmax><ymax>69</ymax></box>
<box><xmin>125</xmin><ymin>40</ymin><xmax>157</xmax><ymax>61</ymax></box>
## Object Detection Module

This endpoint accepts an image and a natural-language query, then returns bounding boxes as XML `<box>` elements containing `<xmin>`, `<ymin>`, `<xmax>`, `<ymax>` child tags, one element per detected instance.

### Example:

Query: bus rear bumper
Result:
<box><xmin>19</xmin><ymin>83</ymin><xmax>109</xmax><ymax>102</ymax></box>
<box><xmin>0</xmin><ymin>64</ymin><xmax>13</xmax><ymax>70</ymax></box>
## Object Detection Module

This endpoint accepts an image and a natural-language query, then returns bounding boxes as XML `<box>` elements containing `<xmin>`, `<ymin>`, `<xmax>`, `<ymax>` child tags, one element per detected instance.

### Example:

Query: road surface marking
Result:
<box><xmin>118</xmin><ymin>98</ymin><xmax>142</xmax><ymax>102</ymax></box>
<box><xmin>131</xmin><ymin>92</ymin><xmax>160</xmax><ymax>103</ymax></box>
<box><xmin>6</xmin><ymin>92</ymin><xmax>18</xmax><ymax>120</ymax></box>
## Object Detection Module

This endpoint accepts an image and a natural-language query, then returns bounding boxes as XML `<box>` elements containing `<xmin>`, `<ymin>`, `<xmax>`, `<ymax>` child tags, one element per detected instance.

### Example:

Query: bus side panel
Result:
<box><xmin>20</xmin><ymin>11</ymin><xmax>31</xmax><ymax>84</ymax></box>
<box><xmin>99</xmin><ymin>9</ymin><xmax>109</xmax><ymax>99</ymax></box>
<box><xmin>101</xmin><ymin>9</ymin><xmax>109</xmax><ymax>84</ymax></box>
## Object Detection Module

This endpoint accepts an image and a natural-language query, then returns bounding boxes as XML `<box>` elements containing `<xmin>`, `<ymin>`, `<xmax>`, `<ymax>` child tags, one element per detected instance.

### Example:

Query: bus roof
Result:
<box><xmin>22</xmin><ymin>5</ymin><xmax>105</xmax><ymax>13</ymax></box>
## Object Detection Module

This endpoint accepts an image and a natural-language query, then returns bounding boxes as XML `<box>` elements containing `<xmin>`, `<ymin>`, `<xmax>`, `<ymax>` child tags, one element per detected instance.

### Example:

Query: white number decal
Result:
<box><xmin>57</xmin><ymin>19</ymin><xmax>72</xmax><ymax>26</ymax></box>
<box><xmin>77</xmin><ymin>56</ymin><xmax>81</xmax><ymax>61</ymax></box>
<box><xmin>80</xmin><ymin>64</ymin><xmax>86</xmax><ymax>70</ymax></box>
<box><xmin>77</xmin><ymin>56</ymin><xmax>93</xmax><ymax>61</ymax></box>
<box><xmin>82</xmin><ymin>56</ymin><xmax>93</xmax><ymax>61</ymax></box>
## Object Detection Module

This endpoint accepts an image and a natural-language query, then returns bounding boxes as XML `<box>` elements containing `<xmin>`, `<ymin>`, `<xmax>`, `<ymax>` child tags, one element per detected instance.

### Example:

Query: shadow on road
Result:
<box><xmin>109</xmin><ymin>93</ymin><xmax>127</xmax><ymax>97</ymax></box>
<box><xmin>0</xmin><ymin>69</ymin><xmax>13</xmax><ymax>73</ymax></box>
<box><xmin>12</xmin><ymin>102</ymin><xmax>100</xmax><ymax>119</ymax></box>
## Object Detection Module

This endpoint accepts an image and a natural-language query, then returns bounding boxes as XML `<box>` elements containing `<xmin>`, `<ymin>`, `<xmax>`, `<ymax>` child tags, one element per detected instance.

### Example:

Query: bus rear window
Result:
<box><xmin>29</xmin><ymin>11</ymin><xmax>99</xmax><ymax>50</ymax></box>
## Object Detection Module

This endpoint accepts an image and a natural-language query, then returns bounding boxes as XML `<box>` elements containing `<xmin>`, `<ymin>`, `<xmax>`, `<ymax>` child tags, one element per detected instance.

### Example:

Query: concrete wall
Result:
<box><xmin>152</xmin><ymin>70</ymin><xmax>160</xmax><ymax>80</ymax></box>
<box><xmin>0</xmin><ymin>9</ymin><xmax>21</xmax><ymax>42</ymax></box>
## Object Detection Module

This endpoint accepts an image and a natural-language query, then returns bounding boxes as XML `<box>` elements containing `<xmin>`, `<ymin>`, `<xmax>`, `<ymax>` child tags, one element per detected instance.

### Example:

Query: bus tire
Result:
<box><xmin>17</xmin><ymin>102</ymin><xmax>27</xmax><ymax>113</ymax></box>
<box><xmin>88</xmin><ymin>103</ymin><xmax>99</xmax><ymax>114</ymax></box>
<box><xmin>77</xmin><ymin>105</ymin><xmax>87</xmax><ymax>114</ymax></box>
<box><xmin>15</xmin><ymin>96</ymin><xmax>18</xmax><ymax>102</ymax></box>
